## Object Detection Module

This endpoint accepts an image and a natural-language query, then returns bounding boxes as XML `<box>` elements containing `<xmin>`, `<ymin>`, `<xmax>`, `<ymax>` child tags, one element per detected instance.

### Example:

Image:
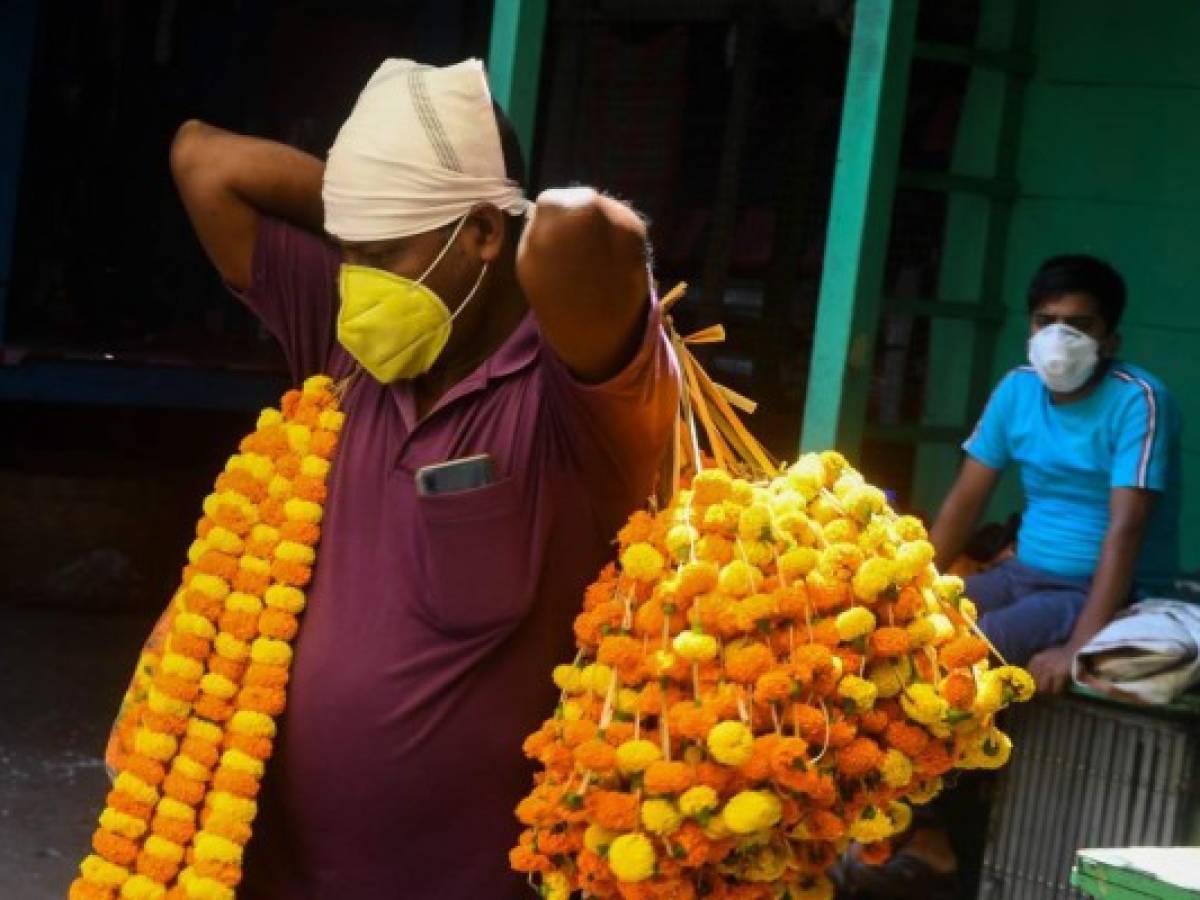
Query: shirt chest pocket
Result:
<box><xmin>415</xmin><ymin>477</ymin><xmax>537</xmax><ymax>634</ymax></box>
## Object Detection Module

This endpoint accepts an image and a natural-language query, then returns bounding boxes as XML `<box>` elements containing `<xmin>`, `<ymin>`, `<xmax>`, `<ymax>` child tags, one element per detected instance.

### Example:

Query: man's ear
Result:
<box><xmin>466</xmin><ymin>204</ymin><xmax>506</xmax><ymax>264</ymax></box>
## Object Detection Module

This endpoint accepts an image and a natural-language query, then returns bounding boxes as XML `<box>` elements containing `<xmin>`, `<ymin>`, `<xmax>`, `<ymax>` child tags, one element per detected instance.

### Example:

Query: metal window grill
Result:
<box><xmin>978</xmin><ymin>691</ymin><xmax>1200</xmax><ymax>900</ymax></box>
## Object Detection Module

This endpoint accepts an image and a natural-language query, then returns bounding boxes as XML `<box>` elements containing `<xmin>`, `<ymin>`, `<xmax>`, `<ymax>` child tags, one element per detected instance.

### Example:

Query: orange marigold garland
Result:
<box><xmin>513</xmin><ymin>454</ymin><xmax>1035</xmax><ymax>899</ymax></box>
<box><xmin>71</xmin><ymin>376</ymin><xmax>342</xmax><ymax>900</ymax></box>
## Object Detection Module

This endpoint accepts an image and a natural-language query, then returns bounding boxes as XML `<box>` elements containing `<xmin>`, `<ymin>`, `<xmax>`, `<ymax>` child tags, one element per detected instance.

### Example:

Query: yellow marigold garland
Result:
<box><xmin>512</xmin><ymin>454</ymin><xmax>1035</xmax><ymax>900</ymax></box>
<box><xmin>71</xmin><ymin>375</ymin><xmax>342</xmax><ymax>900</ymax></box>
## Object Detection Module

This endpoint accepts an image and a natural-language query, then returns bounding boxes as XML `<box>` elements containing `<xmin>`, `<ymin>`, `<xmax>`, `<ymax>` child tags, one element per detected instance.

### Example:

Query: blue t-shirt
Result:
<box><xmin>963</xmin><ymin>362</ymin><xmax>1182</xmax><ymax>588</ymax></box>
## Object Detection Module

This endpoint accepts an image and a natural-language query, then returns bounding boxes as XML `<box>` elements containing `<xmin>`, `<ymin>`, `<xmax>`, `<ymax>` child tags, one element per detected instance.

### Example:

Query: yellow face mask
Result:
<box><xmin>336</xmin><ymin>215</ymin><xmax>487</xmax><ymax>383</ymax></box>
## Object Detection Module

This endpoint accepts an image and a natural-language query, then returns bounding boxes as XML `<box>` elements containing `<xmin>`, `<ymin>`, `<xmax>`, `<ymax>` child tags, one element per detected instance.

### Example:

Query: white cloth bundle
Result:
<box><xmin>1073</xmin><ymin>599</ymin><xmax>1200</xmax><ymax>704</ymax></box>
<box><xmin>323</xmin><ymin>58</ymin><xmax>530</xmax><ymax>242</ymax></box>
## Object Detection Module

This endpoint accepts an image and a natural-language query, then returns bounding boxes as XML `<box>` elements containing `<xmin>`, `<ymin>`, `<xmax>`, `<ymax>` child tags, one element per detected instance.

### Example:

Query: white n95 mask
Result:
<box><xmin>1028</xmin><ymin>323</ymin><xmax>1100</xmax><ymax>393</ymax></box>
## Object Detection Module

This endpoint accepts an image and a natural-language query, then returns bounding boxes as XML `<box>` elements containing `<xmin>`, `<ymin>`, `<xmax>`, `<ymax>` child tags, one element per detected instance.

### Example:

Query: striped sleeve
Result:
<box><xmin>1110</xmin><ymin>369</ymin><xmax>1171</xmax><ymax>490</ymax></box>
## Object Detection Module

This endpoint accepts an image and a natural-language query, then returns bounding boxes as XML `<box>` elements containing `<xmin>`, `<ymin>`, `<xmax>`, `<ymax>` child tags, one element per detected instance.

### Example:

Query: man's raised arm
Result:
<box><xmin>516</xmin><ymin>187</ymin><xmax>650</xmax><ymax>383</ymax></box>
<box><xmin>170</xmin><ymin>120</ymin><xmax>325</xmax><ymax>292</ymax></box>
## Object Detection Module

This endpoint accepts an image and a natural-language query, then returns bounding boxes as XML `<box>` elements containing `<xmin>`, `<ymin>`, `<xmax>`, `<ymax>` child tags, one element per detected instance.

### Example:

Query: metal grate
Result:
<box><xmin>978</xmin><ymin>693</ymin><xmax>1200</xmax><ymax>900</ymax></box>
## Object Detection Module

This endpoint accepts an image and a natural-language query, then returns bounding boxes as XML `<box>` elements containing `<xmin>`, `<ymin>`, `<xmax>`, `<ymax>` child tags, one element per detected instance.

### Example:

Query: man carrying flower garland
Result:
<box><xmin>170</xmin><ymin>58</ymin><xmax>677</xmax><ymax>898</ymax></box>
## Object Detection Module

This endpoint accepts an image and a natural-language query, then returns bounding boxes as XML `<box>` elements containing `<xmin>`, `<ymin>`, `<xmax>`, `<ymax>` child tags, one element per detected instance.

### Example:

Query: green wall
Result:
<box><xmin>917</xmin><ymin>0</ymin><xmax>1200</xmax><ymax>572</ymax></box>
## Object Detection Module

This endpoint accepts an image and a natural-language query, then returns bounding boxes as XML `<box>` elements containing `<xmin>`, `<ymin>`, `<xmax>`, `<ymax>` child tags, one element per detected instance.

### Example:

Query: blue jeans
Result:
<box><xmin>965</xmin><ymin>559</ymin><xmax>1090</xmax><ymax>666</ymax></box>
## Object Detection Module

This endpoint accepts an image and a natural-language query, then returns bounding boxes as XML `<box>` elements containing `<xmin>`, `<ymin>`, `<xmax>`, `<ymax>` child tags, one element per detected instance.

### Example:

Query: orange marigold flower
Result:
<box><xmin>827</xmin><ymin>719</ymin><xmax>858</xmax><ymax>748</ymax></box>
<box><xmin>154</xmin><ymin>672</ymin><xmax>200</xmax><ymax>703</ymax></box>
<box><xmin>913</xmin><ymin>651</ymin><xmax>936</xmax><ymax>683</ymax></box>
<box><xmin>275</xmin><ymin>454</ymin><xmax>301</xmax><ymax>479</ymax></box>
<box><xmin>775</xmin><ymin>583</ymin><xmax>811</xmax><ymax>619</ymax></box>
<box><xmin>238</xmin><ymin>685</ymin><xmax>286</xmax><ymax>717</ymax></box>
<box><xmin>122</xmin><ymin>754</ymin><xmax>167</xmax><ymax>787</ymax></box>
<box><xmin>836</xmin><ymin>736</ymin><xmax>883</xmax><ymax>777</ymax></box>
<box><xmin>169</xmin><ymin>632</ymin><xmax>211</xmax><ymax>661</ymax></box>
<box><xmin>105</xmin><ymin>789</ymin><xmax>152</xmax><ymax>820</ymax></box>
<box><xmin>869</xmin><ymin>626</ymin><xmax>911</xmax><ymax>658</ymax></box>
<box><xmin>809</xmin><ymin>617</ymin><xmax>842</xmax><ymax>648</ymax></box>
<box><xmin>941</xmin><ymin>671</ymin><xmax>976</xmax><ymax>710</ymax></box>
<box><xmin>666</xmin><ymin>701</ymin><xmax>717</xmax><ymax>741</ymax></box>
<box><xmin>644</xmin><ymin>760</ymin><xmax>694</xmax><ymax>795</ymax></box>
<box><xmin>258</xmin><ymin>608</ymin><xmax>299</xmax><ymax>641</ymax></box>
<box><xmin>894</xmin><ymin>586</ymin><xmax>924</xmax><ymax>620</ymax></box>
<box><xmin>163</xmin><ymin>772</ymin><xmax>206</xmax><ymax>806</ymax></box>
<box><xmin>280</xmin><ymin>390</ymin><xmax>302</xmax><ymax>417</ymax></box>
<box><xmin>916</xmin><ymin>740</ymin><xmax>954</xmax><ymax>777</ymax></box>
<box><xmin>195</xmin><ymin>551</ymin><xmax>239</xmax><ymax>583</ymax></box>
<box><xmin>198</xmin><ymin>814</ymin><xmax>252</xmax><ymax>849</ymax></box>
<box><xmin>807</xmin><ymin>809</ymin><xmax>846</xmax><ymax>840</ymax></box>
<box><xmin>292</xmin><ymin>475</ymin><xmax>327</xmax><ymax>503</ymax></box>
<box><xmin>617</xmin><ymin>510</ymin><xmax>656</xmax><ymax>548</ymax></box>
<box><xmin>183</xmin><ymin>589</ymin><xmax>225</xmax><ymax>622</ymax></box>
<box><xmin>633</xmin><ymin>598</ymin><xmax>686</xmax><ymax>638</ymax></box>
<box><xmin>739</xmin><ymin>734</ymin><xmax>781</xmax><ymax>782</ymax></box>
<box><xmin>859</xmin><ymin>707</ymin><xmax>890</xmax><ymax>735</ymax></box>
<box><xmin>669</xmin><ymin>821</ymin><xmax>712</xmax><ymax>867</ymax></box>
<box><xmin>790</xmin><ymin>703</ymin><xmax>827</xmax><ymax>745</ymax></box>
<box><xmin>833</xmin><ymin>647</ymin><xmax>863</xmax><ymax>674</ymax></box>
<box><xmin>807</xmin><ymin>572</ymin><xmax>850</xmax><ymax>613</ymax></box>
<box><xmin>940</xmin><ymin>636</ymin><xmax>988</xmax><ymax>669</ymax></box>
<box><xmin>136</xmin><ymin>850</ymin><xmax>181</xmax><ymax>884</ymax></box>
<box><xmin>725</xmin><ymin>643</ymin><xmax>774</xmax><ymax>684</ymax></box>
<box><xmin>226</xmin><ymin>732</ymin><xmax>273</xmax><ymax>761</ymax></box>
<box><xmin>598</xmin><ymin>634</ymin><xmax>644</xmax><ymax>681</ymax></box>
<box><xmin>515</xmin><ymin>795</ymin><xmax>558</xmax><ymax>827</ymax></box>
<box><xmin>586</xmin><ymin>790</ymin><xmax>639</xmax><ymax>831</ymax></box>
<box><xmin>259</xmin><ymin>496</ymin><xmax>288</xmax><ymax>527</ymax></box>
<box><xmin>141</xmin><ymin>710</ymin><xmax>188</xmax><ymax>737</ymax></box>
<box><xmin>208</xmin><ymin>655</ymin><xmax>246</xmax><ymax>683</ymax></box>
<box><xmin>270</xmin><ymin>558</ymin><xmax>311</xmax><ymax>588</ymax></box>
<box><xmin>583</xmin><ymin>579</ymin><xmax>616</xmax><ymax>612</ymax></box>
<box><xmin>92</xmin><ymin>827</ymin><xmax>138</xmax><ymax>867</ymax></box>
<box><xmin>212</xmin><ymin>769</ymin><xmax>260</xmax><ymax>799</ymax></box>
<box><xmin>694</xmin><ymin>760</ymin><xmax>732</xmax><ymax>794</ymax></box>
<box><xmin>279</xmin><ymin>519</ymin><xmax>320</xmax><ymax>546</ymax></box>
<box><xmin>150</xmin><ymin>814</ymin><xmax>195</xmax><ymax>846</ymax></box>
<box><xmin>884</xmin><ymin>722</ymin><xmax>930</xmax><ymax>757</ymax></box>
<box><xmin>560</xmin><ymin>719</ymin><xmax>598</xmax><ymax>748</ymax></box>
<box><xmin>180</xmin><ymin>737</ymin><xmax>220</xmax><ymax>769</ymax></box>
<box><xmin>218</xmin><ymin>609</ymin><xmax>259</xmax><ymax>642</ymax></box>
<box><xmin>215</xmin><ymin>469</ymin><xmax>266</xmax><ymax>503</ymax></box>
<box><xmin>768</xmin><ymin>736</ymin><xmax>810</xmax><ymax>790</ymax></box>
<box><xmin>210</xmin><ymin>504</ymin><xmax>253</xmax><ymax>536</ymax></box>
<box><xmin>753</xmin><ymin>670</ymin><xmax>794</xmax><ymax>705</ymax></box>
<box><xmin>577</xmin><ymin>849</ymin><xmax>616</xmax><ymax>893</ymax></box>
<box><xmin>309</xmin><ymin>430</ymin><xmax>338</xmax><ymax>459</ymax></box>
<box><xmin>604</xmin><ymin>720</ymin><xmax>636</xmax><ymax>746</ymax></box>
<box><xmin>193</xmin><ymin>693</ymin><xmax>233</xmax><ymax>722</ymax></box>
<box><xmin>574</xmin><ymin>739</ymin><xmax>617</xmax><ymax>774</ymax></box>
<box><xmin>243</xmin><ymin>663</ymin><xmax>289</xmax><ymax>690</ymax></box>
<box><xmin>192</xmin><ymin>858</ymin><xmax>243</xmax><ymax>887</ymax></box>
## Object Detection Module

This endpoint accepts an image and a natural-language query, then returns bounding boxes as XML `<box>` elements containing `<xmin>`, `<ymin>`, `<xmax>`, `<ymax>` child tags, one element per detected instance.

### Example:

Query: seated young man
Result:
<box><xmin>931</xmin><ymin>254</ymin><xmax>1182</xmax><ymax>695</ymax></box>
<box><xmin>838</xmin><ymin>255</ymin><xmax>1183</xmax><ymax>900</ymax></box>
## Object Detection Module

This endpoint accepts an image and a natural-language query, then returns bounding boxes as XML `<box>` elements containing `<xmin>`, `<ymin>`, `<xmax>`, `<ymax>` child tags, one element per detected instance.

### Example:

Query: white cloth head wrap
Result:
<box><xmin>323</xmin><ymin>58</ymin><xmax>530</xmax><ymax>242</ymax></box>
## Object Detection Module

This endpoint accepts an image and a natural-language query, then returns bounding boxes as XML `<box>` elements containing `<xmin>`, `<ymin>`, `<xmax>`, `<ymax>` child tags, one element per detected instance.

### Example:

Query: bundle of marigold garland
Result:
<box><xmin>512</xmin><ymin>453</ymin><xmax>1034</xmax><ymax>900</ymax></box>
<box><xmin>70</xmin><ymin>375</ymin><xmax>343</xmax><ymax>900</ymax></box>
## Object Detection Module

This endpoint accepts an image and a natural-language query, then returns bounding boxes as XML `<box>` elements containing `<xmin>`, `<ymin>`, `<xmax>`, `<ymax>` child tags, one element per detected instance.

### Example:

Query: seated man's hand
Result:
<box><xmin>1027</xmin><ymin>645</ymin><xmax>1075</xmax><ymax>695</ymax></box>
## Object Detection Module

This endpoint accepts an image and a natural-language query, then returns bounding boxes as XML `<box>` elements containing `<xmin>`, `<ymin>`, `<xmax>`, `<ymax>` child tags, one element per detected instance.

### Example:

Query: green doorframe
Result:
<box><xmin>800</xmin><ymin>0</ymin><xmax>919</xmax><ymax>454</ymax></box>
<box><xmin>487</xmin><ymin>0</ymin><xmax>549</xmax><ymax>160</ymax></box>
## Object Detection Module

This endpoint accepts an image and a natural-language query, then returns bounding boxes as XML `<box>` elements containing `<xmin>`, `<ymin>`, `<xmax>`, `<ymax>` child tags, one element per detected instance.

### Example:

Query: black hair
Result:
<box><xmin>1027</xmin><ymin>254</ymin><xmax>1127</xmax><ymax>332</ymax></box>
<box><xmin>491</xmin><ymin>100</ymin><xmax>528</xmax><ymax>192</ymax></box>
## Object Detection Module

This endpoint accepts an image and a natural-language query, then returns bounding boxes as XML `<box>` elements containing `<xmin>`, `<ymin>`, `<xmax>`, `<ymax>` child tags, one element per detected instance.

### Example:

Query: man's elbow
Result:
<box><xmin>169</xmin><ymin>119</ymin><xmax>219</xmax><ymax>186</ymax></box>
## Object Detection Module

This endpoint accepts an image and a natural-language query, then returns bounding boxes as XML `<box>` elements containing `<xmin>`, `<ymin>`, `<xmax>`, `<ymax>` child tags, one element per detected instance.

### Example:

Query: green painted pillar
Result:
<box><xmin>487</xmin><ymin>0</ymin><xmax>548</xmax><ymax>160</ymax></box>
<box><xmin>800</xmin><ymin>0</ymin><xmax>918</xmax><ymax>453</ymax></box>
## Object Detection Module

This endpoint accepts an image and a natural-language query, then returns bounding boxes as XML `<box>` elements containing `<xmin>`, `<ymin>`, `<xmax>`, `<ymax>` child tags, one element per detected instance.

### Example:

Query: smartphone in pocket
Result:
<box><xmin>414</xmin><ymin>454</ymin><xmax>496</xmax><ymax>496</ymax></box>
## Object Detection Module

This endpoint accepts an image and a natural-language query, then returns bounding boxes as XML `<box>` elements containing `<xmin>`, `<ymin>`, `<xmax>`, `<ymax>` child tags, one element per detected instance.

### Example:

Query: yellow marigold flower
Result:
<box><xmin>693</xmin><ymin>469</ymin><xmax>733</xmax><ymax>505</ymax></box>
<box><xmin>731</xmin><ymin>478</ymin><xmax>757</xmax><ymax>506</ymax></box>
<box><xmin>157</xmin><ymin>798</ymin><xmax>196</xmax><ymax>822</ymax></box>
<box><xmin>251</xmin><ymin>637</ymin><xmax>292</xmax><ymax>667</ymax></box>
<box><xmin>818</xmin><ymin>543</ymin><xmax>864</xmax><ymax>579</ymax></box>
<box><xmin>907</xmin><ymin>777</ymin><xmax>944</xmax><ymax>805</ymax></box>
<box><xmin>959</xmin><ymin>597</ymin><xmax>978</xmax><ymax>622</ymax></box>
<box><xmin>973</xmin><ymin>671</ymin><xmax>1004</xmax><ymax>716</ymax></box>
<box><xmin>962</xmin><ymin>728</ymin><xmax>1013</xmax><ymax>770</ymax></box>
<box><xmin>161</xmin><ymin>652</ymin><xmax>204</xmax><ymax>681</ymax></box>
<box><xmin>737</xmin><ymin>504</ymin><xmax>772</xmax><ymax>541</ymax></box>
<box><xmin>209</xmin><ymin>793</ymin><xmax>258</xmax><ymax>824</ymax></box>
<box><xmin>120</xmin><ymin>874</ymin><xmax>166</xmax><ymax>900</ymax></box>
<box><xmin>901</xmin><ymin>684</ymin><xmax>948</xmax><ymax>727</ymax></box>
<box><xmin>722</xmin><ymin>790</ymin><xmax>782</xmax><ymax>835</ymax></box>
<box><xmin>302</xmin><ymin>374</ymin><xmax>333</xmax><ymax>393</ymax></box>
<box><xmin>993</xmin><ymin>665</ymin><xmax>1036</xmax><ymax>702</ymax></box>
<box><xmin>114</xmin><ymin>773</ymin><xmax>158</xmax><ymax>805</ymax></box>
<box><xmin>718</xmin><ymin>559</ymin><xmax>758</xmax><ymax>597</ymax></box>
<box><xmin>300</xmin><ymin>455</ymin><xmax>330</xmax><ymax>479</ymax></box>
<box><xmin>843</xmin><ymin>484</ymin><xmax>888</xmax><ymax>523</ymax></box>
<box><xmin>888</xmin><ymin>800</ymin><xmax>913</xmax><ymax>834</ymax></box>
<box><xmin>239</xmin><ymin>452</ymin><xmax>275</xmax><ymax>482</ymax></box>
<box><xmin>286</xmin><ymin>424</ymin><xmax>311</xmax><ymax>453</ymax></box>
<box><xmin>173</xmin><ymin>756</ymin><xmax>211</xmax><ymax>782</ymax></box>
<box><xmin>808</xmin><ymin>494</ymin><xmax>842</xmax><ymax>525</ymax></box>
<box><xmin>932</xmin><ymin>574</ymin><xmax>965</xmax><ymax>603</ymax></box>
<box><xmin>696</xmin><ymin>534</ymin><xmax>733</xmax><ymax>565</ymax></box>
<box><xmin>703</xmin><ymin>814</ymin><xmax>732</xmax><ymax>840</ymax></box>
<box><xmin>284</xmin><ymin>497</ymin><xmax>323</xmax><ymax>525</ymax></box>
<box><xmin>908</xmin><ymin>613</ymin><xmax>954</xmax><ymax>647</ymax></box>
<box><xmin>560</xmin><ymin>701</ymin><xmax>583</xmax><ymax>721</ymax></box>
<box><xmin>228</xmin><ymin>710</ymin><xmax>275</xmax><ymax>739</ymax></box>
<box><xmin>220</xmin><ymin>748</ymin><xmax>265</xmax><ymax>778</ymax></box>
<box><xmin>665</xmin><ymin>524</ymin><xmax>699</xmax><ymax>561</ymax></box>
<box><xmin>640</xmin><ymin>799</ymin><xmax>683</xmax><ymax>835</ymax></box>
<box><xmin>894</xmin><ymin>540</ymin><xmax>936</xmax><ymax>580</ymax></box>
<box><xmin>787</xmin><ymin>455</ymin><xmax>826</xmax><ymax>499</ymax></box>
<box><xmin>318</xmin><ymin>409</ymin><xmax>345</xmax><ymax>432</ymax></box>
<box><xmin>204</xmin><ymin>526</ymin><xmax>244</xmax><ymax>556</ymax></box>
<box><xmin>742</xmin><ymin>540</ymin><xmax>775</xmax><ymax>568</ymax></box>
<box><xmin>847</xmin><ymin>806</ymin><xmax>894</xmax><ymax>843</ymax></box>
<box><xmin>543</xmin><ymin>871</ymin><xmax>570</xmax><ymax>900</ymax></box>
<box><xmin>264</xmin><ymin>584</ymin><xmax>306</xmax><ymax>614</ymax></box>
<box><xmin>893</xmin><ymin>515</ymin><xmax>927</xmax><ymax>541</ymax></box>
<box><xmin>239</xmin><ymin>555</ymin><xmax>270</xmax><ymax>576</ymax></box>
<box><xmin>702</xmin><ymin>501</ymin><xmax>738</xmax><ymax>534</ymax></box>
<box><xmin>852</xmin><ymin>557</ymin><xmax>895</xmax><ymax>602</ymax></box>
<box><xmin>880</xmin><ymin>749</ymin><xmax>913</xmax><ymax>788</ymax></box>
<box><xmin>835</xmin><ymin>606</ymin><xmax>876</xmax><ymax>642</ymax></box>
<box><xmin>621</xmin><ymin>542</ymin><xmax>664</xmax><ymax>581</ymax></box>
<box><xmin>778</xmin><ymin>546</ymin><xmax>820</xmax><ymax>581</ymax></box>
<box><xmin>143</xmin><ymin>835</ymin><xmax>186</xmax><ymax>863</ymax></box>
<box><xmin>147</xmin><ymin>687</ymin><xmax>191</xmax><ymax>718</ymax></box>
<box><xmin>616</xmin><ymin>688</ymin><xmax>640</xmax><ymax>716</ymax></box>
<box><xmin>187</xmin><ymin>718</ymin><xmax>223</xmax><ymax>745</ymax></box>
<box><xmin>552</xmin><ymin>664</ymin><xmax>582</xmax><ymax>693</ymax></box>
<box><xmin>673</xmin><ymin>630</ymin><xmax>718</xmax><ymax>662</ymax></box>
<box><xmin>275</xmin><ymin>540</ymin><xmax>316</xmax><ymax>565</ymax></box>
<box><xmin>615</xmin><ymin>739</ymin><xmax>662</xmax><ymax>775</ymax></box>
<box><xmin>706</xmin><ymin>720</ymin><xmax>754</xmax><ymax>766</ymax></box>
<box><xmin>99</xmin><ymin>808</ymin><xmax>147</xmax><ymax>840</ymax></box>
<box><xmin>193</xmin><ymin>831</ymin><xmax>243</xmax><ymax>865</ymax></box>
<box><xmin>256</xmin><ymin>408</ymin><xmax>283</xmax><ymax>429</ymax></box>
<box><xmin>180</xmin><ymin>873</ymin><xmax>234</xmax><ymax>900</ymax></box>
<box><xmin>187</xmin><ymin>539</ymin><xmax>208</xmax><ymax>565</ymax></box>
<box><xmin>80</xmin><ymin>854</ymin><xmax>130</xmax><ymax>888</ymax></box>
<box><xmin>214</xmin><ymin>633</ymin><xmax>250</xmax><ymax>662</ymax></box>
<box><xmin>578</xmin><ymin>663</ymin><xmax>614</xmax><ymax>696</ymax></box>
<box><xmin>134</xmin><ymin>730</ymin><xmax>178</xmax><ymax>762</ymax></box>
<box><xmin>822</xmin><ymin>517</ymin><xmax>860</xmax><ymax>544</ymax></box>
<box><xmin>868</xmin><ymin>658</ymin><xmax>912</xmax><ymax>699</ymax></box>
<box><xmin>225</xmin><ymin>591</ymin><xmax>262</xmax><ymax>614</ymax></box>
<box><xmin>775</xmin><ymin>510</ymin><xmax>817</xmax><ymax>546</ymax></box>
<box><xmin>190</xmin><ymin>573</ymin><xmax>230</xmax><ymax>601</ymax></box>
<box><xmin>268</xmin><ymin>475</ymin><xmax>291</xmax><ymax>499</ymax></box>
<box><xmin>735</xmin><ymin>593</ymin><xmax>777</xmax><ymax>632</ymax></box>
<box><xmin>607</xmin><ymin>833</ymin><xmax>656</xmax><ymax>883</ymax></box>
<box><xmin>583</xmin><ymin>823</ymin><xmax>617</xmax><ymax>854</ymax></box>
<box><xmin>679</xmin><ymin>785</ymin><xmax>719</xmax><ymax>818</ymax></box>
<box><xmin>837</xmin><ymin>674</ymin><xmax>878</xmax><ymax>711</ymax></box>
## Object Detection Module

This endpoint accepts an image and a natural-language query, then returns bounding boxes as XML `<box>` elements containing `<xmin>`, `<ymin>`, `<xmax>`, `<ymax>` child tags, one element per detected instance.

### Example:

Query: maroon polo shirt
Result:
<box><xmin>235</xmin><ymin>218</ymin><xmax>677</xmax><ymax>898</ymax></box>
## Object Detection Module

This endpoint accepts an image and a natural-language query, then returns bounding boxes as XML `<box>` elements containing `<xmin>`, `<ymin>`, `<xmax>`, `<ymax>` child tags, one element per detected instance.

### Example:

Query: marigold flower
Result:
<box><xmin>718</xmin><ymin>560</ymin><xmax>759</xmax><ymax>597</ymax></box>
<box><xmin>644</xmin><ymin>760</ymin><xmax>694</xmax><ymax>795</ymax></box>
<box><xmin>836</xmin><ymin>675</ymin><xmax>878</xmax><ymax>712</ymax></box>
<box><xmin>585</xmin><ymin>790</ymin><xmax>640</xmax><ymax>831</ymax></box>
<box><xmin>704</xmin><ymin>719</ymin><xmax>754</xmax><ymax>766</ymax></box>
<box><xmin>836</xmin><ymin>736</ymin><xmax>883</xmax><ymax>777</ymax></box>
<box><xmin>940</xmin><ymin>671</ymin><xmax>976</xmax><ymax>710</ymax></box>
<box><xmin>893</xmin><ymin>540</ymin><xmax>935</xmax><ymax>581</ymax></box>
<box><xmin>868</xmin><ymin>626</ymin><xmax>910</xmax><ymax>658</ymax></box>
<box><xmin>575</xmin><ymin>739</ymin><xmax>618</xmax><ymax>774</ymax></box>
<box><xmin>722</xmin><ymin>790</ymin><xmax>782</xmax><ymax>835</ymax></box>
<box><xmin>940</xmin><ymin>636</ymin><xmax>988</xmax><ymax>669</ymax></box>
<box><xmin>724</xmin><ymin>643</ymin><xmax>773</xmax><ymax>684</ymax></box>
<box><xmin>608</xmin><ymin>833</ymin><xmax>656</xmax><ymax>883</ymax></box>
